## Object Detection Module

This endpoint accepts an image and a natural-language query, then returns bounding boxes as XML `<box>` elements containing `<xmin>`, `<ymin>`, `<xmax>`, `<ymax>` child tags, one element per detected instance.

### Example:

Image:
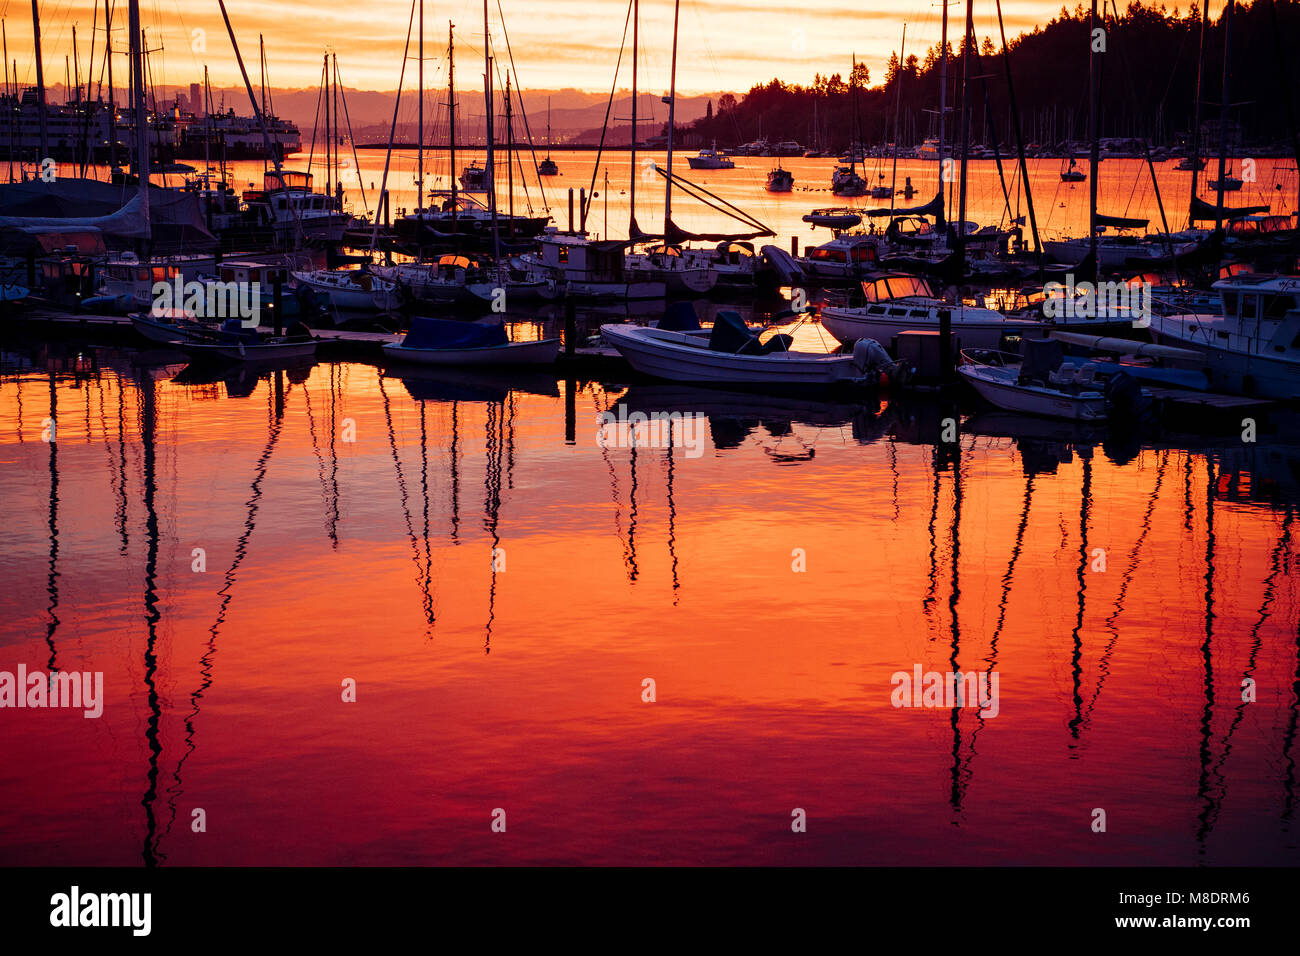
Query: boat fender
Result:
<box><xmin>852</xmin><ymin>337</ymin><xmax>893</xmax><ymax>374</ymax></box>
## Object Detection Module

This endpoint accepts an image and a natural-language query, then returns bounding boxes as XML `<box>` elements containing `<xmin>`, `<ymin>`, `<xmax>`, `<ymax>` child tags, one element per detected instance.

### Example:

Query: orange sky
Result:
<box><xmin>5</xmin><ymin>0</ymin><xmax>1082</xmax><ymax>95</ymax></box>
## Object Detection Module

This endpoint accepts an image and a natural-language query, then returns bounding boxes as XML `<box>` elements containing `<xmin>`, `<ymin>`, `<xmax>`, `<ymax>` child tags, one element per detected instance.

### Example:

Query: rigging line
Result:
<box><xmin>494</xmin><ymin>0</ymin><xmax>549</xmax><ymax>213</ymax></box>
<box><xmin>335</xmin><ymin>56</ymin><xmax>370</xmax><ymax>216</ymax></box>
<box><xmin>584</xmin><ymin>0</ymin><xmax>636</xmax><ymax>222</ymax></box>
<box><xmin>652</xmin><ymin>165</ymin><xmax>772</xmax><ymax>232</ymax></box>
<box><xmin>159</xmin><ymin>381</ymin><xmax>288</xmax><ymax>848</ymax></box>
<box><xmin>378</xmin><ymin>374</ymin><xmax>435</xmax><ymax>633</ymax></box>
<box><xmin>369</xmin><ymin>0</ymin><xmax>417</xmax><ymax>254</ymax></box>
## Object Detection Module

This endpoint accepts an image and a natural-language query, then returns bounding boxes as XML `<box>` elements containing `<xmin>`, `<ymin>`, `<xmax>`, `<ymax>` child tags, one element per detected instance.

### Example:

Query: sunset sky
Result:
<box><xmin>4</xmin><ymin>0</ymin><xmax>1080</xmax><ymax>96</ymax></box>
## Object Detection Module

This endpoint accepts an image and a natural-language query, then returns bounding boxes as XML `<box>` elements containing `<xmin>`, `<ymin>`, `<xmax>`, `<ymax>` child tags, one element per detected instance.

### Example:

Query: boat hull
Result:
<box><xmin>1151</xmin><ymin>317</ymin><xmax>1300</xmax><ymax>400</ymax></box>
<box><xmin>959</xmin><ymin>364</ymin><xmax>1107</xmax><ymax>421</ymax></box>
<box><xmin>820</xmin><ymin>309</ymin><xmax>1040</xmax><ymax>351</ymax></box>
<box><xmin>180</xmin><ymin>340</ymin><xmax>318</xmax><ymax>363</ymax></box>
<box><xmin>381</xmin><ymin>338</ymin><xmax>561</xmax><ymax>367</ymax></box>
<box><xmin>601</xmin><ymin>323</ymin><xmax>865</xmax><ymax>387</ymax></box>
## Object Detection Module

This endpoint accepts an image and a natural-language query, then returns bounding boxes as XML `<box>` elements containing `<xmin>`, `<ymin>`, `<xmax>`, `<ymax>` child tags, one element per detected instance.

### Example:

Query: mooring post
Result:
<box><xmin>938</xmin><ymin>307</ymin><xmax>953</xmax><ymax>383</ymax></box>
<box><xmin>564</xmin><ymin>299</ymin><xmax>577</xmax><ymax>357</ymax></box>
<box><xmin>791</xmin><ymin>236</ymin><xmax>799</xmax><ymax>257</ymax></box>
<box><xmin>579</xmin><ymin>188</ymin><xmax>587</xmax><ymax>233</ymax></box>
<box><xmin>272</xmin><ymin>274</ymin><xmax>283</xmax><ymax>336</ymax></box>
<box><xmin>567</xmin><ymin>188</ymin><xmax>574</xmax><ymax>233</ymax></box>
<box><xmin>564</xmin><ymin>379</ymin><xmax>576</xmax><ymax>445</ymax></box>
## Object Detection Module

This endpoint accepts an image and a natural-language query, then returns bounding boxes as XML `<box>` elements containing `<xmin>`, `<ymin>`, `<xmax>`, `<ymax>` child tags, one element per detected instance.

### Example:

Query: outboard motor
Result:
<box><xmin>1103</xmin><ymin>370</ymin><xmax>1154</xmax><ymax>428</ymax></box>
<box><xmin>852</xmin><ymin>337</ymin><xmax>895</xmax><ymax>381</ymax></box>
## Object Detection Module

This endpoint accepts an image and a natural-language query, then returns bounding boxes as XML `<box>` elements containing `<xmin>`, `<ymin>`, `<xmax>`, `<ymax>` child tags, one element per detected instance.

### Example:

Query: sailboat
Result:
<box><xmin>1060</xmin><ymin>157</ymin><xmax>1086</xmax><ymax>182</ymax></box>
<box><xmin>538</xmin><ymin>98</ymin><xmax>558</xmax><ymax>176</ymax></box>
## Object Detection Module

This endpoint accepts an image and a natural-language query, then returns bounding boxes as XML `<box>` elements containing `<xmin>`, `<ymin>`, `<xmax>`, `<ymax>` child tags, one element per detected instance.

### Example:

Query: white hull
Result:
<box><xmin>1151</xmin><ymin>316</ymin><xmax>1300</xmax><ymax>400</ymax></box>
<box><xmin>292</xmin><ymin>272</ymin><xmax>402</xmax><ymax>311</ymax></box>
<box><xmin>601</xmin><ymin>323</ymin><xmax>866</xmax><ymax>387</ymax></box>
<box><xmin>181</xmin><ymin>340</ymin><xmax>318</xmax><ymax>362</ymax></box>
<box><xmin>959</xmin><ymin>363</ymin><xmax>1107</xmax><ymax>421</ymax></box>
<box><xmin>820</xmin><ymin>308</ymin><xmax>1040</xmax><ymax>350</ymax></box>
<box><xmin>566</xmin><ymin>279</ymin><xmax>666</xmax><ymax>301</ymax></box>
<box><xmin>381</xmin><ymin>338</ymin><xmax>561</xmax><ymax>367</ymax></box>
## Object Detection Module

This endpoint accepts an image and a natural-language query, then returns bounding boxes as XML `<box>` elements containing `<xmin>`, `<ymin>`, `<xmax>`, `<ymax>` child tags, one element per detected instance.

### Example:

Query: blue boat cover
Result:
<box><xmin>660</xmin><ymin>301</ymin><xmax>701</xmax><ymax>331</ymax></box>
<box><xmin>403</xmin><ymin>316</ymin><xmax>508</xmax><ymax>350</ymax></box>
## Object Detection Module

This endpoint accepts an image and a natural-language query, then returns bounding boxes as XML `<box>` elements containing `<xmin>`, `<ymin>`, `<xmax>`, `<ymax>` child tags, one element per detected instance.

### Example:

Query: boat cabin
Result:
<box><xmin>537</xmin><ymin>235</ymin><xmax>628</xmax><ymax>280</ymax></box>
<box><xmin>1210</xmin><ymin>274</ymin><xmax>1300</xmax><ymax>357</ymax></box>
<box><xmin>217</xmin><ymin>261</ymin><xmax>291</xmax><ymax>287</ymax></box>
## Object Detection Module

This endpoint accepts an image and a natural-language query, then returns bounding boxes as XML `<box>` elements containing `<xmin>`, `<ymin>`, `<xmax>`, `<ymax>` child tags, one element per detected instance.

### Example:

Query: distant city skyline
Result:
<box><xmin>3</xmin><ymin>0</ymin><xmax>1077</xmax><ymax>96</ymax></box>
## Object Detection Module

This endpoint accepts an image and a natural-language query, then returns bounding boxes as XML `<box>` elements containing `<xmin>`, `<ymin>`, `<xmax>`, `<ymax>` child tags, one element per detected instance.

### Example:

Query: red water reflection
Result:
<box><xmin>0</xmin><ymin>354</ymin><xmax>1297</xmax><ymax>865</ymax></box>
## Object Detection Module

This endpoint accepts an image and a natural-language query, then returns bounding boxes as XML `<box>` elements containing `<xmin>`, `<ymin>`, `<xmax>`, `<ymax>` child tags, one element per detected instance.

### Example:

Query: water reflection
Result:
<box><xmin>1</xmin><ymin>348</ymin><xmax>1299</xmax><ymax>865</ymax></box>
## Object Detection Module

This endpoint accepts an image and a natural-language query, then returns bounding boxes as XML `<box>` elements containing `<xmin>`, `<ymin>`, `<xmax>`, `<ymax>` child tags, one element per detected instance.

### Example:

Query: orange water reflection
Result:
<box><xmin>0</xmin><ymin>350</ymin><xmax>1298</xmax><ymax>865</ymax></box>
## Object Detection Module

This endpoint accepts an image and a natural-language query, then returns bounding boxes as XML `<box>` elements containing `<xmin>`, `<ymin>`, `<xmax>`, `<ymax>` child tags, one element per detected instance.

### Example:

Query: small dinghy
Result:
<box><xmin>601</xmin><ymin>308</ymin><xmax>888</xmax><ymax>389</ymax></box>
<box><xmin>802</xmin><ymin>208</ymin><xmax>863</xmax><ymax>230</ymax></box>
<box><xmin>178</xmin><ymin>319</ymin><xmax>318</xmax><ymax>363</ymax></box>
<box><xmin>381</xmin><ymin>315</ymin><xmax>560</xmax><ymax>367</ymax></box>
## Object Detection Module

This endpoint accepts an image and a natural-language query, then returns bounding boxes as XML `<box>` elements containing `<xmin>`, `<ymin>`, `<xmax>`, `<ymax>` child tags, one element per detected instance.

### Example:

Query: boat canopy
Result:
<box><xmin>402</xmin><ymin>316</ymin><xmax>508</xmax><ymax>350</ymax></box>
<box><xmin>1190</xmin><ymin>195</ymin><xmax>1270</xmax><ymax>222</ymax></box>
<box><xmin>861</xmin><ymin>273</ymin><xmax>936</xmax><ymax>302</ymax></box>
<box><xmin>866</xmin><ymin>190</ymin><xmax>945</xmax><ymax>225</ymax></box>
<box><xmin>1019</xmin><ymin>337</ymin><xmax>1067</xmax><ymax>382</ymax></box>
<box><xmin>1096</xmin><ymin>212</ymin><xmax>1149</xmax><ymax>230</ymax></box>
<box><xmin>265</xmin><ymin>170</ymin><xmax>313</xmax><ymax>192</ymax></box>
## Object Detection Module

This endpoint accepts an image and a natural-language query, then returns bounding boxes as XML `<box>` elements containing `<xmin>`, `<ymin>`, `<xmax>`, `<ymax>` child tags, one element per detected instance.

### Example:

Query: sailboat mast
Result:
<box><xmin>889</xmin><ymin>24</ymin><xmax>906</xmax><ymax>217</ymax></box>
<box><xmin>483</xmin><ymin>0</ymin><xmax>499</xmax><ymax>263</ymax></box>
<box><xmin>1087</xmin><ymin>0</ymin><xmax>1100</xmax><ymax>274</ymax></box>
<box><xmin>323</xmin><ymin>53</ymin><xmax>331</xmax><ymax>201</ymax></box>
<box><xmin>449</xmin><ymin>22</ymin><xmax>457</xmax><ymax>221</ymax></box>
<box><xmin>128</xmin><ymin>0</ymin><xmax>148</xmax><ymax>205</ymax></box>
<box><xmin>957</xmin><ymin>0</ymin><xmax>973</xmax><ymax>262</ymax></box>
<box><xmin>31</xmin><ymin>0</ymin><xmax>49</xmax><ymax>163</ymax></box>
<box><xmin>663</xmin><ymin>0</ymin><xmax>681</xmax><ymax>238</ymax></box>
<box><xmin>418</xmin><ymin>0</ymin><xmax>424</xmax><ymax>203</ymax></box>
<box><xmin>937</xmin><ymin>0</ymin><xmax>948</xmax><ymax>191</ymax></box>
<box><xmin>505</xmin><ymin>73</ymin><xmax>514</xmax><ymax>230</ymax></box>
<box><xmin>105</xmin><ymin>0</ymin><xmax>115</xmax><ymax>172</ymax></box>
<box><xmin>629</xmin><ymin>0</ymin><xmax>638</xmax><ymax>232</ymax></box>
<box><xmin>1188</xmin><ymin>0</ymin><xmax>1208</xmax><ymax>225</ymax></box>
<box><xmin>1214</xmin><ymin>0</ymin><xmax>1235</xmax><ymax>233</ymax></box>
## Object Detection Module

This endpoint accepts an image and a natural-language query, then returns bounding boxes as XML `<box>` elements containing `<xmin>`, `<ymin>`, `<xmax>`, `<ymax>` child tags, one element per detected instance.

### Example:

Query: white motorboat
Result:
<box><xmin>831</xmin><ymin>166</ymin><xmax>868</xmax><ymax>197</ymax></box>
<box><xmin>175</xmin><ymin>319</ymin><xmax>318</xmax><ymax>363</ymax></box>
<box><xmin>819</xmin><ymin>273</ymin><xmax>1042</xmax><ymax>349</ymax></box>
<box><xmin>600</xmin><ymin>311</ymin><xmax>885</xmax><ymax>388</ymax></box>
<box><xmin>291</xmin><ymin>268</ymin><xmax>403</xmax><ymax>311</ymax></box>
<box><xmin>795</xmin><ymin>234</ymin><xmax>887</xmax><ymax>282</ymax></box>
<box><xmin>958</xmin><ymin>347</ymin><xmax>1107</xmax><ymax>421</ymax></box>
<box><xmin>1149</xmin><ymin>272</ymin><xmax>1300</xmax><ymax>399</ymax></box>
<box><xmin>687</xmin><ymin>144</ymin><xmax>735</xmax><ymax>170</ymax></box>
<box><xmin>381</xmin><ymin>316</ymin><xmax>559</xmax><ymax>366</ymax></box>
<box><xmin>766</xmin><ymin>167</ymin><xmax>794</xmax><ymax>193</ymax></box>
